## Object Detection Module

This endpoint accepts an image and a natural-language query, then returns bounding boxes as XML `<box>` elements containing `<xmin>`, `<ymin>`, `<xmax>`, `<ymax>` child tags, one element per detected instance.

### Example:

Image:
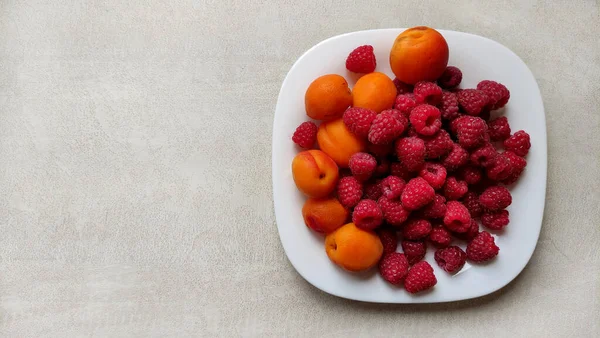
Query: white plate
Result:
<box><xmin>272</xmin><ymin>29</ymin><xmax>547</xmax><ymax>303</ymax></box>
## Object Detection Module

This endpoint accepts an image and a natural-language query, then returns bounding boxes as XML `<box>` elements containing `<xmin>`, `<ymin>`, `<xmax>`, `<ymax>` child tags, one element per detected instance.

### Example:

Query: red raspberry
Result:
<box><xmin>381</xmin><ymin>175</ymin><xmax>406</xmax><ymax>200</ymax></box>
<box><xmin>353</xmin><ymin>199</ymin><xmax>384</xmax><ymax>230</ymax></box>
<box><xmin>373</xmin><ymin>157</ymin><xmax>391</xmax><ymax>178</ymax></box>
<box><xmin>378</xmin><ymin>228</ymin><xmax>398</xmax><ymax>254</ymax></box>
<box><xmin>292</xmin><ymin>121</ymin><xmax>318</xmax><ymax>148</ymax></box>
<box><xmin>394</xmin><ymin>94</ymin><xmax>417</xmax><ymax>117</ymax></box>
<box><xmin>437</xmin><ymin>66</ymin><xmax>462</xmax><ymax>89</ymax></box>
<box><xmin>404</xmin><ymin>261</ymin><xmax>437</xmax><ymax>293</ymax></box>
<box><xmin>453</xmin><ymin>116</ymin><xmax>488</xmax><ymax>149</ymax></box>
<box><xmin>401</xmin><ymin>177</ymin><xmax>435</xmax><ymax>210</ymax></box>
<box><xmin>395</xmin><ymin>137</ymin><xmax>426</xmax><ymax>172</ymax></box>
<box><xmin>487</xmin><ymin>116</ymin><xmax>511</xmax><ymax>141</ymax></box>
<box><xmin>435</xmin><ymin>246</ymin><xmax>467</xmax><ymax>273</ymax></box>
<box><xmin>393</xmin><ymin>78</ymin><xmax>413</xmax><ymax>95</ymax></box>
<box><xmin>368</xmin><ymin>110</ymin><xmax>406</xmax><ymax>145</ymax></box>
<box><xmin>442</xmin><ymin>143</ymin><xmax>469</xmax><ymax>172</ymax></box>
<box><xmin>502</xmin><ymin>151</ymin><xmax>527</xmax><ymax>185</ymax></box>
<box><xmin>470</xmin><ymin>143</ymin><xmax>498</xmax><ymax>168</ymax></box>
<box><xmin>363</xmin><ymin>179</ymin><xmax>383</xmax><ymax>200</ymax></box>
<box><xmin>443</xmin><ymin>176</ymin><xmax>468</xmax><ymax>200</ymax></box>
<box><xmin>423</xmin><ymin>130</ymin><xmax>453</xmax><ymax>159</ymax></box>
<box><xmin>429</xmin><ymin>226</ymin><xmax>451</xmax><ymax>248</ymax></box>
<box><xmin>481</xmin><ymin>210</ymin><xmax>509</xmax><ymax>230</ymax></box>
<box><xmin>462</xmin><ymin>219</ymin><xmax>480</xmax><ymax>241</ymax></box>
<box><xmin>466</xmin><ymin>231</ymin><xmax>499</xmax><ymax>262</ymax></box>
<box><xmin>477</xmin><ymin>80</ymin><xmax>510</xmax><ymax>110</ymax></box>
<box><xmin>462</xmin><ymin>191</ymin><xmax>483</xmax><ymax>218</ymax></box>
<box><xmin>444</xmin><ymin>201</ymin><xmax>471</xmax><ymax>233</ymax></box>
<box><xmin>336</xmin><ymin>176</ymin><xmax>363</xmax><ymax>208</ymax></box>
<box><xmin>457</xmin><ymin>89</ymin><xmax>490</xmax><ymax>116</ymax></box>
<box><xmin>410</xmin><ymin>104</ymin><xmax>442</xmax><ymax>136</ymax></box>
<box><xmin>439</xmin><ymin>91</ymin><xmax>460</xmax><ymax>121</ymax></box>
<box><xmin>387</xmin><ymin>108</ymin><xmax>409</xmax><ymax>127</ymax></box>
<box><xmin>343</xmin><ymin>107</ymin><xmax>377</xmax><ymax>139</ymax></box>
<box><xmin>390</xmin><ymin>162</ymin><xmax>414</xmax><ymax>181</ymax></box>
<box><xmin>413</xmin><ymin>81</ymin><xmax>443</xmax><ymax>106</ymax></box>
<box><xmin>349</xmin><ymin>152</ymin><xmax>377</xmax><ymax>182</ymax></box>
<box><xmin>486</xmin><ymin>153</ymin><xmax>512</xmax><ymax>181</ymax></box>
<box><xmin>345</xmin><ymin>45</ymin><xmax>376</xmax><ymax>73</ymax></box>
<box><xmin>458</xmin><ymin>165</ymin><xmax>482</xmax><ymax>185</ymax></box>
<box><xmin>422</xmin><ymin>194</ymin><xmax>447</xmax><ymax>219</ymax></box>
<box><xmin>419</xmin><ymin>163</ymin><xmax>447</xmax><ymax>190</ymax></box>
<box><xmin>402</xmin><ymin>219</ymin><xmax>432</xmax><ymax>240</ymax></box>
<box><xmin>378</xmin><ymin>196</ymin><xmax>411</xmax><ymax>227</ymax></box>
<box><xmin>367</xmin><ymin>142</ymin><xmax>394</xmax><ymax>158</ymax></box>
<box><xmin>504</xmin><ymin>130</ymin><xmax>531</xmax><ymax>156</ymax></box>
<box><xmin>379</xmin><ymin>252</ymin><xmax>409</xmax><ymax>285</ymax></box>
<box><xmin>401</xmin><ymin>240</ymin><xmax>426</xmax><ymax>265</ymax></box>
<box><xmin>479</xmin><ymin>186</ymin><xmax>512</xmax><ymax>210</ymax></box>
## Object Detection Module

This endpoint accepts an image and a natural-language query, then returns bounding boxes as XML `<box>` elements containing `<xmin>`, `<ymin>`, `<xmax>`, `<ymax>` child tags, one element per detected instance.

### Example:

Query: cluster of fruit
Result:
<box><xmin>290</xmin><ymin>27</ymin><xmax>531</xmax><ymax>294</ymax></box>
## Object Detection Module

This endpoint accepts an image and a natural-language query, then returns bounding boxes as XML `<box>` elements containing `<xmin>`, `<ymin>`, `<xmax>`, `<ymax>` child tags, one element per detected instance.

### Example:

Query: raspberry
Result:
<box><xmin>336</xmin><ymin>176</ymin><xmax>363</xmax><ymax>208</ymax></box>
<box><xmin>479</xmin><ymin>186</ymin><xmax>512</xmax><ymax>210</ymax></box>
<box><xmin>439</xmin><ymin>91</ymin><xmax>460</xmax><ymax>121</ymax></box>
<box><xmin>404</xmin><ymin>261</ymin><xmax>437</xmax><ymax>293</ymax></box>
<box><xmin>481</xmin><ymin>210</ymin><xmax>509</xmax><ymax>230</ymax></box>
<box><xmin>409</xmin><ymin>104</ymin><xmax>442</xmax><ymax>136</ymax></box>
<box><xmin>379</xmin><ymin>253</ymin><xmax>410</xmax><ymax>285</ymax></box>
<box><xmin>401</xmin><ymin>240</ymin><xmax>426</xmax><ymax>265</ymax></box>
<box><xmin>401</xmin><ymin>177</ymin><xmax>435</xmax><ymax>210</ymax></box>
<box><xmin>504</xmin><ymin>130</ymin><xmax>531</xmax><ymax>157</ymax></box>
<box><xmin>466</xmin><ymin>231</ymin><xmax>499</xmax><ymax>262</ymax></box>
<box><xmin>343</xmin><ymin>107</ymin><xmax>377</xmax><ymax>139</ymax></box>
<box><xmin>353</xmin><ymin>199</ymin><xmax>384</xmax><ymax>230</ymax></box>
<box><xmin>457</xmin><ymin>89</ymin><xmax>490</xmax><ymax>116</ymax></box>
<box><xmin>442</xmin><ymin>143</ymin><xmax>469</xmax><ymax>171</ymax></box>
<box><xmin>487</xmin><ymin>116</ymin><xmax>511</xmax><ymax>141</ymax></box>
<box><xmin>373</xmin><ymin>157</ymin><xmax>391</xmax><ymax>177</ymax></box>
<box><xmin>402</xmin><ymin>219</ymin><xmax>432</xmax><ymax>240</ymax></box>
<box><xmin>368</xmin><ymin>110</ymin><xmax>406</xmax><ymax>145</ymax></box>
<box><xmin>387</xmin><ymin>108</ymin><xmax>409</xmax><ymax>126</ymax></box>
<box><xmin>381</xmin><ymin>175</ymin><xmax>406</xmax><ymax>199</ymax></box>
<box><xmin>435</xmin><ymin>246</ymin><xmax>467</xmax><ymax>273</ymax></box>
<box><xmin>378</xmin><ymin>228</ymin><xmax>398</xmax><ymax>254</ymax></box>
<box><xmin>345</xmin><ymin>45</ymin><xmax>376</xmax><ymax>73</ymax></box>
<box><xmin>443</xmin><ymin>177</ymin><xmax>468</xmax><ymax>200</ymax></box>
<box><xmin>462</xmin><ymin>219</ymin><xmax>480</xmax><ymax>241</ymax></box>
<box><xmin>470</xmin><ymin>143</ymin><xmax>498</xmax><ymax>168</ymax></box>
<box><xmin>363</xmin><ymin>179</ymin><xmax>383</xmax><ymax>200</ymax></box>
<box><xmin>349</xmin><ymin>152</ymin><xmax>377</xmax><ymax>182</ymax></box>
<box><xmin>395</xmin><ymin>137</ymin><xmax>426</xmax><ymax>172</ymax></box>
<box><xmin>423</xmin><ymin>129</ymin><xmax>454</xmax><ymax>159</ymax></box>
<box><xmin>422</xmin><ymin>194</ymin><xmax>447</xmax><ymax>219</ymax></box>
<box><xmin>444</xmin><ymin>201</ymin><xmax>471</xmax><ymax>233</ymax></box>
<box><xmin>453</xmin><ymin>116</ymin><xmax>488</xmax><ymax>149</ymax></box>
<box><xmin>486</xmin><ymin>153</ymin><xmax>512</xmax><ymax>181</ymax></box>
<box><xmin>462</xmin><ymin>191</ymin><xmax>483</xmax><ymax>218</ymax></box>
<box><xmin>419</xmin><ymin>163</ymin><xmax>447</xmax><ymax>190</ymax></box>
<box><xmin>378</xmin><ymin>196</ymin><xmax>411</xmax><ymax>227</ymax></box>
<box><xmin>393</xmin><ymin>78</ymin><xmax>413</xmax><ymax>95</ymax></box>
<box><xmin>458</xmin><ymin>165</ymin><xmax>482</xmax><ymax>185</ymax></box>
<box><xmin>292</xmin><ymin>121</ymin><xmax>318</xmax><ymax>148</ymax></box>
<box><xmin>390</xmin><ymin>162</ymin><xmax>414</xmax><ymax>181</ymax></box>
<box><xmin>477</xmin><ymin>80</ymin><xmax>510</xmax><ymax>110</ymax></box>
<box><xmin>394</xmin><ymin>94</ymin><xmax>417</xmax><ymax>117</ymax></box>
<box><xmin>429</xmin><ymin>226</ymin><xmax>451</xmax><ymax>248</ymax></box>
<box><xmin>502</xmin><ymin>151</ymin><xmax>527</xmax><ymax>185</ymax></box>
<box><xmin>437</xmin><ymin>66</ymin><xmax>463</xmax><ymax>89</ymax></box>
<box><xmin>367</xmin><ymin>142</ymin><xmax>394</xmax><ymax>158</ymax></box>
<box><xmin>414</xmin><ymin>81</ymin><xmax>443</xmax><ymax>106</ymax></box>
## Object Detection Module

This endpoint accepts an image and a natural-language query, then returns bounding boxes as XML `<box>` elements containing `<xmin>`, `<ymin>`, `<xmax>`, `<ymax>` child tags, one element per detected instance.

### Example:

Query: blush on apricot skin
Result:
<box><xmin>292</xmin><ymin>150</ymin><xmax>339</xmax><ymax>198</ymax></box>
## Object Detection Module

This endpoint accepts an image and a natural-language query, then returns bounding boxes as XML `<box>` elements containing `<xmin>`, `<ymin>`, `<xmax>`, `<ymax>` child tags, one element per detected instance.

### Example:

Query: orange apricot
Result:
<box><xmin>302</xmin><ymin>197</ymin><xmax>349</xmax><ymax>234</ymax></box>
<box><xmin>292</xmin><ymin>150</ymin><xmax>339</xmax><ymax>198</ymax></box>
<box><xmin>325</xmin><ymin>222</ymin><xmax>383</xmax><ymax>272</ymax></box>
<box><xmin>317</xmin><ymin>118</ymin><xmax>366</xmax><ymax>168</ymax></box>
<box><xmin>305</xmin><ymin>74</ymin><xmax>353</xmax><ymax>121</ymax></box>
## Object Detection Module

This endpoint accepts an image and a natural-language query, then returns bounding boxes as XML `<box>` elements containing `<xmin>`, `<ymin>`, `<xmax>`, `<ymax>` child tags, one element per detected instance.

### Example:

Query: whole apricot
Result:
<box><xmin>305</xmin><ymin>74</ymin><xmax>352</xmax><ymax>121</ymax></box>
<box><xmin>292</xmin><ymin>150</ymin><xmax>339</xmax><ymax>198</ymax></box>
<box><xmin>325</xmin><ymin>222</ymin><xmax>383</xmax><ymax>272</ymax></box>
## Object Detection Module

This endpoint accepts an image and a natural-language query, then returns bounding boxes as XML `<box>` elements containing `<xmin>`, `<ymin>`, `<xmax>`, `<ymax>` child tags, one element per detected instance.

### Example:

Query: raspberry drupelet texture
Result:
<box><xmin>429</xmin><ymin>225</ymin><xmax>452</xmax><ymax>248</ymax></box>
<box><xmin>413</xmin><ymin>81</ymin><xmax>443</xmax><ymax>106</ymax></box>
<box><xmin>444</xmin><ymin>201</ymin><xmax>471</xmax><ymax>233</ymax></box>
<box><xmin>504</xmin><ymin>130</ymin><xmax>531</xmax><ymax>157</ymax></box>
<box><xmin>487</xmin><ymin>116</ymin><xmax>511</xmax><ymax>141</ymax></box>
<box><xmin>378</xmin><ymin>228</ymin><xmax>398</xmax><ymax>254</ymax></box>
<box><xmin>393</xmin><ymin>78</ymin><xmax>413</xmax><ymax>95</ymax></box>
<box><xmin>423</xmin><ymin>129</ymin><xmax>454</xmax><ymax>159</ymax></box>
<box><xmin>479</xmin><ymin>186</ymin><xmax>512</xmax><ymax>210</ymax></box>
<box><xmin>462</xmin><ymin>191</ymin><xmax>484</xmax><ymax>218</ymax></box>
<box><xmin>348</xmin><ymin>152</ymin><xmax>377</xmax><ymax>182</ymax></box>
<box><xmin>401</xmin><ymin>177</ymin><xmax>435</xmax><ymax>210</ymax></box>
<box><xmin>343</xmin><ymin>107</ymin><xmax>377</xmax><ymax>139</ymax></box>
<box><xmin>390</xmin><ymin>162</ymin><xmax>414</xmax><ymax>181</ymax></box>
<box><xmin>457</xmin><ymin>89</ymin><xmax>490</xmax><ymax>116</ymax></box>
<box><xmin>378</xmin><ymin>196</ymin><xmax>411</xmax><ymax>227</ymax></box>
<box><xmin>394</xmin><ymin>94</ymin><xmax>417</xmax><ymax>117</ymax></box>
<box><xmin>439</xmin><ymin>91</ymin><xmax>460</xmax><ymax>121</ymax></box>
<box><xmin>458</xmin><ymin>165</ymin><xmax>483</xmax><ymax>185</ymax></box>
<box><xmin>435</xmin><ymin>246</ymin><xmax>467</xmax><ymax>273</ymax></box>
<box><xmin>395</xmin><ymin>137</ymin><xmax>426</xmax><ymax>172</ymax></box>
<box><xmin>470</xmin><ymin>143</ymin><xmax>498</xmax><ymax>168</ymax></box>
<box><xmin>477</xmin><ymin>80</ymin><xmax>510</xmax><ymax>110</ymax></box>
<box><xmin>368</xmin><ymin>110</ymin><xmax>406</xmax><ymax>145</ymax></box>
<box><xmin>481</xmin><ymin>210</ymin><xmax>509</xmax><ymax>230</ymax></box>
<box><xmin>437</xmin><ymin>66</ymin><xmax>463</xmax><ymax>89</ymax></box>
<box><xmin>345</xmin><ymin>45</ymin><xmax>377</xmax><ymax>73</ymax></box>
<box><xmin>401</xmin><ymin>240</ymin><xmax>427</xmax><ymax>265</ymax></box>
<box><xmin>486</xmin><ymin>153</ymin><xmax>512</xmax><ymax>181</ymax></box>
<box><xmin>453</xmin><ymin>116</ymin><xmax>488</xmax><ymax>149</ymax></box>
<box><xmin>466</xmin><ymin>231</ymin><xmax>499</xmax><ymax>262</ymax></box>
<box><xmin>419</xmin><ymin>163</ymin><xmax>447</xmax><ymax>190</ymax></box>
<box><xmin>443</xmin><ymin>176</ymin><xmax>468</xmax><ymax>200</ymax></box>
<box><xmin>410</xmin><ymin>104</ymin><xmax>442</xmax><ymax>136</ymax></box>
<box><xmin>502</xmin><ymin>151</ymin><xmax>527</xmax><ymax>185</ymax></box>
<box><xmin>422</xmin><ymin>194</ymin><xmax>447</xmax><ymax>219</ymax></box>
<box><xmin>381</xmin><ymin>175</ymin><xmax>406</xmax><ymax>200</ymax></box>
<box><xmin>442</xmin><ymin>143</ymin><xmax>469</xmax><ymax>172</ymax></box>
<box><xmin>379</xmin><ymin>252</ymin><xmax>410</xmax><ymax>285</ymax></box>
<box><xmin>404</xmin><ymin>261</ymin><xmax>437</xmax><ymax>293</ymax></box>
<box><xmin>402</xmin><ymin>219</ymin><xmax>433</xmax><ymax>240</ymax></box>
<box><xmin>353</xmin><ymin>199</ymin><xmax>384</xmax><ymax>230</ymax></box>
<box><xmin>336</xmin><ymin>176</ymin><xmax>363</xmax><ymax>208</ymax></box>
<box><xmin>292</xmin><ymin>121</ymin><xmax>318</xmax><ymax>148</ymax></box>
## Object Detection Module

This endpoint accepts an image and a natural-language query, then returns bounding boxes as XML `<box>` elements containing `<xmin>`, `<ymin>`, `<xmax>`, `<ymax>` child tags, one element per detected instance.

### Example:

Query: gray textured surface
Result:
<box><xmin>0</xmin><ymin>0</ymin><xmax>599</xmax><ymax>337</ymax></box>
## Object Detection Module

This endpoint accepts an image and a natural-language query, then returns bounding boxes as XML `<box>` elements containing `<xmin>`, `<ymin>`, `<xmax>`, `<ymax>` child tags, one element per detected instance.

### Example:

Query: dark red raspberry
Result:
<box><xmin>363</xmin><ymin>179</ymin><xmax>383</xmax><ymax>200</ymax></box>
<box><xmin>502</xmin><ymin>151</ymin><xmax>527</xmax><ymax>185</ymax></box>
<box><xmin>387</xmin><ymin>108</ymin><xmax>409</xmax><ymax>129</ymax></box>
<box><xmin>336</xmin><ymin>176</ymin><xmax>363</xmax><ymax>208</ymax></box>
<box><xmin>394</xmin><ymin>94</ymin><xmax>417</xmax><ymax>117</ymax></box>
<box><xmin>435</xmin><ymin>246</ymin><xmax>467</xmax><ymax>273</ymax></box>
<box><xmin>429</xmin><ymin>226</ymin><xmax>452</xmax><ymax>248</ymax></box>
<box><xmin>477</xmin><ymin>80</ymin><xmax>510</xmax><ymax>110</ymax></box>
<box><xmin>349</xmin><ymin>152</ymin><xmax>377</xmax><ymax>182</ymax></box>
<box><xmin>504</xmin><ymin>130</ymin><xmax>531</xmax><ymax>156</ymax></box>
<box><xmin>378</xmin><ymin>196</ymin><xmax>411</xmax><ymax>227</ymax></box>
<box><xmin>374</xmin><ymin>157</ymin><xmax>391</xmax><ymax>177</ymax></box>
<box><xmin>395</xmin><ymin>137</ymin><xmax>426</xmax><ymax>172</ymax></box>
<box><xmin>419</xmin><ymin>163</ymin><xmax>447</xmax><ymax>190</ymax></box>
<box><xmin>439</xmin><ymin>91</ymin><xmax>460</xmax><ymax>121</ymax></box>
<box><xmin>353</xmin><ymin>199</ymin><xmax>384</xmax><ymax>230</ymax></box>
<box><xmin>470</xmin><ymin>143</ymin><xmax>498</xmax><ymax>168</ymax></box>
<box><xmin>458</xmin><ymin>219</ymin><xmax>480</xmax><ymax>241</ymax></box>
<box><xmin>422</xmin><ymin>194</ymin><xmax>447</xmax><ymax>219</ymax></box>
<box><xmin>401</xmin><ymin>240</ymin><xmax>427</xmax><ymax>265</ymax></box>
<box><xmin>444</xmin><ymin>201</ymin><xmax>471</xmax><ymax>233</ymax></box>
<box><xmin>381</xmin><ymin>175</ymin><xmax>406</xmax><ymax>199</ymax></box>
<box><xmin>423</xmin><ymin>130</ymin><xmax>454</xmax><ymax>159</ymax></box>
<box><xmin>390</xmin><ymin>162</ymin><xmax>414</xmax><ymax>181</ymax></box>
<box><xmin>401</xmin><ymin>177</ymin><xmax>435</xmax><ymax>210</ymax></box>
<box><xmin>458</xmin><ymin>165</ymin><xmax>482</xmax><ymax>185</ymax></box>
<box><xmin>479</xmin><ymin>186</ymin><xmax>512</xmax><ymax>210</ymax></box>
<box><xmin>453</xmin><ymin>116</ymin><xmax>488</xmax><ymax>149</ymax></box>
<box><xmin>414</xmin><ymin>81</ymin><xmax>443</xmax><ymax>106</ymax></box>
<box><xmin>379</xmin><ymin>252</ymin><xmax>409</xmax><ymax>285</ymax></box>
<box><xmin>343</xmin><ymin>107</ymin><xmax>377</xmax><ymax>139</ymax></box>
<box><xmin>345</xmin><ymin>45</ymin><xmax>376</xmax><ymax>73</ymax></box>
<box><xmin>442</xmin><ymin>143</ymin><xmax>469</xmax><ymax>172</ymax></box>
<box><xmin>486</xmin><ymin>153</ymin><xmax>512</xmax><ymax>181</ymax></box>
<box><xmin>410</xmin><ymin>104</ymin><xmax>442</xmax><ymax>136</ymax></box>
<box><xmin>402</xmin><ymin>219</ymin><xmax>432</xmax><ymax>240</ymax></box>
<box><xmin>404</xmin><ymin>261</ymin><xmax>437</xmax><ymax>293</ymax></box>
<box><xmin>457</xmin><ymin>89</ymin><xmax>490</xmax><ymax>116</ymax></box>
<box><xmin>466</xmin><ymin>231</ymin><xmax>499</xmax><ymax>262</ymax></box>
<box><xmin>462</xmin><ymin>191</ymin><xmax>483</xmax><ymax>218</ymax></box>
<box><xmin>368</xmin><ymin>110</ymin><xmax>406</xmax><ymax>145</ymax></box>
<box><xmin>378</xmin><ymin>228</ymin><xmax>398</xmax><ymax>254</ymax></box>
<box><xmin>367</xmin><ymin>142</ymin><xmax>394</xmax><ymax>158</ymax></box>
<box><xmin>443</xmin><ymin>176</ymin><xmax>468</xmax><ymax>200</ymax></box>
<box><xmin>487</xmin><ymin>116</ymin><xmax>511</xmax><ymax>141</ymax></box>
<box><xmin>292</xmin><ymin>121</ymin><xmax>318</xmax><ymax>148</ymax></box>
<box><xmin>437</xmin><ymin>66</ymin><xmax>463</xmax><ymax>89</ymax></box>
<box><xmin>393</xmin><ymin>78</ymin><xmax>413</xmax><ymax>95</ymax></box>
<box><xmin>481</xmin><ymin>210</ymin><xmax>509</xmax><ymax>230</ymax></box>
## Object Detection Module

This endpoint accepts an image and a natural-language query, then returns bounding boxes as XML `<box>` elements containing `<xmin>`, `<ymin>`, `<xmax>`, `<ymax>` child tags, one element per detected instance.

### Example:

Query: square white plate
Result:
<box><xmin>272</xmin><ymin>29</ymin><xmax>547</xmax><ymax>303</ymax></box>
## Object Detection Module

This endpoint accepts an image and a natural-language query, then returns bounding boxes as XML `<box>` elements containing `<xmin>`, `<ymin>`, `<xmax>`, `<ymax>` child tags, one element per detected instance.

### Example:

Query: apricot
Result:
<box><xmin>302</xmin><ymin>197</ymin><xmax>349</xmax><ymax>234</ymax></box>
<box><xmin>351</xmin><ymin>72</ymin><xmax>397</xmax><ymax>113</ymax></box>
<box><xmin>305</xmin><ymin>74</ymin><xmax>353</xmax><ymax>121</ymax></box>
<box><xmin>325</xmin><ymin>222</ymin><xmax>383</xmax><ymax>272</ymax></box>
<box><xmin>292</xmin><ymin>150</ymin><xmax>339</xmax><ymax>198</ymax></box>
<box><xmin>317</xmin><ymin>118</ymin><xmax>366</xmax><ymax>168</ymax></box>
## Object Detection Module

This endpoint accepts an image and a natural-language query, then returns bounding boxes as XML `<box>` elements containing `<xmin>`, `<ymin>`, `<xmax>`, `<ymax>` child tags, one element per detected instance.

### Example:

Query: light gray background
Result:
<box><xmin>1</xmin><ymin>0</ymin><xmax>599</xmax><ymax>337</ymax></box>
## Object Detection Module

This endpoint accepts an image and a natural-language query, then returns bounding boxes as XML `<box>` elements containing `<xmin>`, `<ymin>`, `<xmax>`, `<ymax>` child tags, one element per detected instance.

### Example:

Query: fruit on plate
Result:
<box><xmin>292</xmin><ymin>150</ymin><xmax>339</xmax><ymax>198</ymax></box>
<box><xmin>305</xmin><ymin>74</ymin><xmax>352</xmax><ymax>121</ymax></box>
<box><xmin>302</xmin><ymin>197</ymin><xmax>349</xmax><ymax>234</ymax></box>
<box><xmin>352</xmin><ymin>72</ymin><xmax>397</xmax><ymax>113</ymax></box>
<box><xmin>325</xmin><ymin>222</ymin><xmax>383</xmax><ymax>272</ymax></box>
<box><xmin>389</xmin><ymin>26</ymin><xmax>449</xmax><ymax>84</ymax></box>
<box><xmin>317</xmin><ymin>118</ymin><xmax>366</xmax><ymax>167</ymax></box>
